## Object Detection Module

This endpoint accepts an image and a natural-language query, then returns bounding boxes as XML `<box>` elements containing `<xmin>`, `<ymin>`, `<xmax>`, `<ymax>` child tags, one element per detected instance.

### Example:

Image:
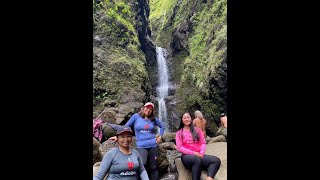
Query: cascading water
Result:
<box><xmin>156</xmin><ymin>47</ymin><xmax>171</xmax><ymax>132</ymax></box>
<box><xmin>156</xmin><ymin>47</ymin><xmax>178</xmax><ymax>180</ymax></box>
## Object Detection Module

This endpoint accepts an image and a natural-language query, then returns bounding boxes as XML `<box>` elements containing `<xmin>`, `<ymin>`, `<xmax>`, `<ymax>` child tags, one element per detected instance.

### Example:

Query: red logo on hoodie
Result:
<box><xmin>127</xmin><ymin>161</ymin><xmax>134</xmax><ymax>170</ymax></box>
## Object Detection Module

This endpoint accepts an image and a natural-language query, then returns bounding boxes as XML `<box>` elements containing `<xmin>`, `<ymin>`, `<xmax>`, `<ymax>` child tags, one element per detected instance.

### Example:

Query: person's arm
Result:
<box><xmin>137</xmin><ymin>151</ymin><xmax>149</xmax><ymax>180</ymax></box>
<box><xmin>203</xmin><ymin>119</ymin><xmax>207</xmax><ymax>138</ymax></box>
<box><xmin>109</xmin><ymin>114</ymin><xmax>137</xmax><ymax>142</ymax></box>
<box><xmin>140</xmin><ymin>170</ymin><xmax>149</xmax><ymax>180</ymax></box>
<box><xmin>125</xmin><ymin>113</ymin><xmax>137</xmax><ymax>127</ymax></box>
<box><xmin>197</xmin><ymin>128</ymin><xmax>206</xmax><ymax>156</ymax></box>
<box><xmin>193</xmin><ymin>119</ymin><xmax>197</xmax><ymax>126</ymax></box>
<box><xmin>93</xmin><ymin>151</ymin><xmax>113</xmax><ymax>180</ymax></box>
<box><xmin>105</xmin><ymin>123</ymin><xmax>122</xmax><ymax>141</ymax></box>
<box><xmin>155</xmin><ymin>118</ymin><xmax>165</xmax><ymax>136</ymax></box>
<box><xmin>221</xmin><ymin>116</ymin><xmax>227</xmax><ymax>128</ymax></box>
<box><xmin>175</xmin><ymin>130</ymin><xmax>195</xmax><ymax>155</ymax></box>
<box><xmin>220</xmin><ymin>118</ymin><xmax>224</xmax><ymax>127</ymax></box>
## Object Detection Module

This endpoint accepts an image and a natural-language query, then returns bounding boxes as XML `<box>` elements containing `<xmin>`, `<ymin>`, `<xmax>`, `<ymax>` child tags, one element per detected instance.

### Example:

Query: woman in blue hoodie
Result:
<box><xmin>110</xmin><ymin>102</ymin><xmax>165</xmax><ymax>180</ymax></box>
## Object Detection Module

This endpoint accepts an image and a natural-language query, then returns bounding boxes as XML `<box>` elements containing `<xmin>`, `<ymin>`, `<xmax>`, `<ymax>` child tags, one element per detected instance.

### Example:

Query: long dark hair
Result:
<box><xmin>178</xmin><ymin>112</ymin><xmax>199</xmax><ymax>141</ymax></box>
<box><xmin>138</xmin><ymin>107</ymin><xmax>156</xmax><ymax>121</ymax></box>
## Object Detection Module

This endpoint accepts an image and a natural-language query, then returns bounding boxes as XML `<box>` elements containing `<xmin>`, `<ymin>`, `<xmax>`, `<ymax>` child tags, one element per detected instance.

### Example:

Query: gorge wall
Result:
<box><xmin>93</xmin><ymin>0</ymin><xmax>227</xmax><ymax>136</ymax></box>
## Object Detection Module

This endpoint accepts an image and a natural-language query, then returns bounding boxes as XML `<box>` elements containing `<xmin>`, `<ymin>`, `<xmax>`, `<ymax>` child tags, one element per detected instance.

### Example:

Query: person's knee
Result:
<box><xmin>149</xmin><ymin>156</ymin><xmax>158</xmax><ymax>169</ymax></box>
<box><xmin>211</xmin><ymin>156</ymin><xmax>221</xmax><ymax>171</ymax></box>
<box><xmin>215</xmin><ymin>156</ymin><xmax>221</xmax><ymax>165</ymax></box>
<box><xmin>150</xmin><ymin>163</ymin><xmax>157</xmax><ymax>170</ymax></box>
<box><xmin>137</xmin><ymin>149</ymin><xmax>148</xmax><ymax>165</ymax></box>
<box><xmin>141</xmin><ymin>157</ymin><xmax>148</xmax><ymax>166</ymax></box>
<box><xmin>192</xmin><ymin>156</ymin><xmax>201</xmax><ymax>166</ymax></box>
<box><xmin>151</xmin><ymin>165</ymin><xmax>158</xmax><ymax>171</ymax></box>
<box><xmin>149</xmin><ymin>148</ymin><xmax>158</xmax><ymax>169</ymax></box>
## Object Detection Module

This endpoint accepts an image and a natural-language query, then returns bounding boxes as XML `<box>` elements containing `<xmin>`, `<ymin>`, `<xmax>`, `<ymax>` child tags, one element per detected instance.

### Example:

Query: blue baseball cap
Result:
<box><xmin>116</xmin><ymin>126</ymin><xmax>133</xmax><ymax>135</ymax></box>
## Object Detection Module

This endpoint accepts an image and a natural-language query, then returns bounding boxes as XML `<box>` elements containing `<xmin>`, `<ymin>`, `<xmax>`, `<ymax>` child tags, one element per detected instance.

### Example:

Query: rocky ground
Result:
<box><xmin>93</xmin><ymin>132</ymin><xmax>227</xmax><ymax>179</ymax></box>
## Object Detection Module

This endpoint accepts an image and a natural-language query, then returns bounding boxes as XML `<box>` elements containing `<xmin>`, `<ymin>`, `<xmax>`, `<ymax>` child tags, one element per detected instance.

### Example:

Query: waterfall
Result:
<box><xmin>156</xmin><ymin>47</ymin><xmax>170</xmax><ymax>132</ymax></box>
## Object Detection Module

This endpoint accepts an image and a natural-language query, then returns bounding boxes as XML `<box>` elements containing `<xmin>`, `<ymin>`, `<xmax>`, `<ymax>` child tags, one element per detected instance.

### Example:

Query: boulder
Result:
<box><xmin>175</xmin><ymin>142</ymin><xmax>227</xmax><ymax>180</ymax></box>
<box><xmin>162</xmin><ymin>132</ymin><xmax>176</xmax><ymax>142</ymax></box>
<box><xmin>215</xmin><ymin>127</ymin><xmax>227</xmax><ymax>138</ymax></box>
<box><xmin>102</xmin><ymin>123</ymin><xmax>117</xmax><ymax>139</ymax></box>
<box><xmin>93</xmin><ymin>137</ymin><xmax>102</xmax><ymax>165</ymax></box>
<box><xmin>157</xmin><ymin>145</ymin><xmax>170</xmax><ymax>175</ymax></box>
<box><xmin>208</xmin><ymin>135</ymin><xmax>227</xmax><ymax>144</ymax></box>
<box><xmin>93</xmin><ymin>162</ymin><xmax>107</xmax><ymax>180</ymax></box>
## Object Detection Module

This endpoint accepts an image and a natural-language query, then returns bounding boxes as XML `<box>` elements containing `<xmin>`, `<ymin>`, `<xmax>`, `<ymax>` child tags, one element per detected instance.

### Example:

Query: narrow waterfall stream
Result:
<box><xmin>156</xmin><ymin>46</ymin><xmax>171</xmax><ymax>132</ymax></box>
<box><xmin>155</xmin><ymin>46</ymin><xmax>178</xmax><ymax>180</ymax></box>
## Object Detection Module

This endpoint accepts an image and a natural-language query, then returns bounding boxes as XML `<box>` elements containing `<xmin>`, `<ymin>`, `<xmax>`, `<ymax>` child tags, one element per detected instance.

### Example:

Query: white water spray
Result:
<box><xmin>156</xmin><ymin>47</ymin><xmax>170</xmax><ymax>132</ymax></box>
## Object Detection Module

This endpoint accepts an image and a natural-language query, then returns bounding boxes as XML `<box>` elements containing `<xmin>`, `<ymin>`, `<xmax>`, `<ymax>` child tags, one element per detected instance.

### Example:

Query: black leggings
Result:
<box><xmin>181</xmin><ymin>154</ymin><xmax>221</xmax><ymax>180</ymax></box>
<box><xmin>137</xmin><ymin>147</ymin><xmax>158</xmax><ymax>180</ymax></box>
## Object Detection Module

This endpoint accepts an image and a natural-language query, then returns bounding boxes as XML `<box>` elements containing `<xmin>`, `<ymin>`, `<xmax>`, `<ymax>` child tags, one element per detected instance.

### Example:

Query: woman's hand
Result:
<box><xmin>108</xmin><ymin>136</ymin><xmax>117</xmax><ymax>142</ymax></box>
<box><xmin>173</xmin><ymin>145</ymin><xmax>178</xmax><ymax>150</ymax></box>
<box><xmin>156</xmin><ymin>136</ymin><xmax>162</xmax><ymax>144</ymax></box>
<box><xmin>194</xmin><ymin>152</ymin><xmax>204</xmax><ymax>158</ymax></box>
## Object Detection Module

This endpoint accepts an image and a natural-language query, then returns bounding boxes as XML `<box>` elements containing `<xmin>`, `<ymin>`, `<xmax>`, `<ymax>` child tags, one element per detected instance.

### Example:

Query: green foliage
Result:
<box><xmin>94</xmin><ymin>0</ymin><xmax>139</xmax><ymax>46</ymax></box>
<box><xmin>93</xmin><ymin>0</ymin><xmax>148</xmax><ymax>113</ymax></box>
<box><xmin>150</xmin><ymin>0</ymin><xmax>227</xmax><ymax>88</ymax></box>
<box><xmin>106</xmin><ymin>5</ymin><xmax>135</xmax><ymax>35</ymax></box>
<box><xmin>149</xmin><ymin>0</ymin><xmax>174</xmax><ymax>20</ymax></box>
<box><xmin>94</xmin><ymin>0</ymin><xmax>227</xmax><ymax>120</ymax></box>
<box><xmin>149</xmin><ymin>0</ymin><xmax>176</xmax><ymax>45</ymax></box>
<box><xmin>182</xmin><ymin>0</ymin><xmax>227</xmax><ymax>91</ymax></box>
<box><xmin>93</xmin><ymin>55</ymin><xmax>147</xmax><ymax>101</ymax></box>
<box><xmin>176</xmin><ymin>79</ymin><xmax>220</xmax><ymax>120</ymax></box>
<box><xmin>150</xmin><ymin>0</ymin><xmax>227</xmax><ymax>117</ymax></box>
<box><xmin>171</xmin><ymin>50</ymin><xmax>189</xmax><ymax>85</ymax></box>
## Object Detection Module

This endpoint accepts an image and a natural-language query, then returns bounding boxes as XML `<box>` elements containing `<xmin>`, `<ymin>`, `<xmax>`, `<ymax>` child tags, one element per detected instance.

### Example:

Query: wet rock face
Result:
<box><xmin>208</xmin><ymin>57</ymin><xmax>227</xmax><ymax>113</ymax></box>
<box><xmin>137</xmin><ymin>0</ymin><xmax>157</xmax><ymax>84</ymax></box>
<box><xmin>136</xmin><ymin>0</ymin><xmax>152</xmax><ymax>51</ymax></box>
<box><xmin>144</xmin><ymin>36</ymin><xmax>158</xmax><ymax>92</ymax></box>
<box><xmin>93</xmin><ymin>0</ymin><xmax>154</xmax><ymax>116</ymax></box>
<box><xmin>136</xmin><ymin>0</ymin><xmax>157</xmax><ymax>93</ymax></box>
<box><xmin>170</xmin><ymin>19</ymin><xmax>193</xmax><ymax>53</ymax></box>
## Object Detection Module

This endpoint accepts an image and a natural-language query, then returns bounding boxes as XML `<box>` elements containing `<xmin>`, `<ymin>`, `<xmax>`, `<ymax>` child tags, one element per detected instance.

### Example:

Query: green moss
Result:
<box><xmin>94</xmin><ymin>0</ymin><xmax>227</xmax><ymax>119</ymax></box>
<box><xmin>94</xmin><ymin>0</ymin><xmax>139</xmax><ymax>46</ymax></box>
<box><xmin>93</xmin><ymin>44</ymin><xmax>148</xmax><ymax>103</ymax></box>
<box><xmin>181</xmin><ymin>0</ymin><xmax>227</xmax><ymax>91</ymax></box>
<box><xmin>171</xmin><ymin>50</ymin><xmax>189</xmax><ymax>85</ymax></box>
<box><xmin>149</xmin><ymin>0</ymin><xmax>176</xmax><ymax>45</ymax></box>
<box><xmin>176</xmin><ymin>81</ymin><xmax>220</xmax><ymax>120</ymax></box>
<box><xmin>160</xmin><ymin>0</ymin><xmax>227</xmax><ymax>118</ymax></box>
<box><xmin>149</xmin><ymin>0</ymin><xmax>174</xmax><ymax>21</ymax></box>
<box><xmin>93</xmin><ymin>0</ymin><xmax>148</xmax><ymax>113</ymax></box>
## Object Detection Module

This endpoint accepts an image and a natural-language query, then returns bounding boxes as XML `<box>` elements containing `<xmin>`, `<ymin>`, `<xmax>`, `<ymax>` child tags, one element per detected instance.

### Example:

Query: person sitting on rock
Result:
<box><xmin>207</xmin><ymin>113</ymin><xmax>228</xmax><ymax>144</ymax></box>
<box><xmin>215</xmin><ymin>113</ymin><xmax>227</xmax><ymax>138</ymax></box>
<box><xmin>193</xmin><ymin>110</ymin><xmax>207</xmax><ymax>138</ymax></box>
<box><xmin>93</xmin><ymin>125</ymin><xmax>149</xmax><ymax>180</ymax></box>
<box><xmin>175</xmin><ymin>112</ymin><xmax>221</xmax><ymax>180</ymax></box>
